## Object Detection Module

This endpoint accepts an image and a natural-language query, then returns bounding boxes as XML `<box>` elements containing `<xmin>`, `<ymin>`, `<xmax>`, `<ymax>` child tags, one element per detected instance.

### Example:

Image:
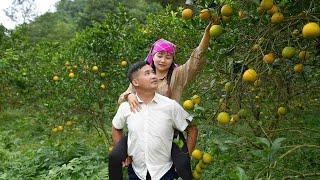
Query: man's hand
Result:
<box><xmin>122</xmin><ymin>156</ymin><xmax>132</xmax><ymax>167</ymax></box>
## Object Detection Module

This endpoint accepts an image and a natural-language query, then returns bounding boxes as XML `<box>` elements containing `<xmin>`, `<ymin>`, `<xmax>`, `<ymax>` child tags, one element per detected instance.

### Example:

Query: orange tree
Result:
<box><xmin>180</xmin><ymin>0</ymin><xmax>320</xmax><ymax>179</ymax></box>
<box><xmin>38</xmin><ymin>1</ymin><xmax>320</xmax><ymax>178</ymax></box>
<box><xmin>1</xmin><ymin>1</ymin><xmax>319</xmax><ymax>178</ymax></box>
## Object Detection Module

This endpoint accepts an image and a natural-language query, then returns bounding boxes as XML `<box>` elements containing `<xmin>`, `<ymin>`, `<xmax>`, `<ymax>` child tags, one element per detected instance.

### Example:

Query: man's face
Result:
<box><xmin>133</xmin><ymin>65</ymin><xmax>158</xmax><ymax>91</ymax></box>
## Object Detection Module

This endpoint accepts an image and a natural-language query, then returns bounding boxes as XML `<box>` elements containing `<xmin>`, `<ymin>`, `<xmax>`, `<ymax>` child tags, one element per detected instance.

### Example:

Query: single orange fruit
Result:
<box><xmin>217</xmin><ymin>112</ymin><xmax>230</xmax><ymax>125</ymax></box>
<box><xmin>53</xmin><ymin>75</ymin><xmax>59</xmax><ymax>81</ymax></box>
<box><xmin>282</xmin><ymin>47</ymin><xmax>296</xmax><ymax>59</ymax></box>
<box><xmin>120</xmin><ymin>60</ymin><xmax>128</xmax><ymax>68</ymax></box>
<box><xmin>271</xmin><ymin>12</ymin><xmax>284</xmax><ymax>24</ymax></box>
<box><xmin>182</xmin><ymin>8</ymin><xmax>193</xmax><ymax>20</ymax></box>
<box><xmin>68</xmin><ymin>72</ymin><xmax>75</xmax><ymax>79</ymax></box>
<box><xmin>242</xmin><ymin>69</ymin><xmax>258</xmax><ymax>82</ymax></box>
<box><xmin>183</xmin><ymin>100</ymin><xmax>194</xmax><ymax>110</ymax></box>
<box><xmin>199</xmin><ymin>9</ymin><xmax>211</xmax><ymax>21</ymax></box>
<box><xmin>302</xmin><ymin>22</ymin><xmax>320</xmax><ymax>39</ymax></box>
<box><xmin>294</xmin><ymin>64</ymin><xmax>303</xmax><ymax>73</ymax></box>
<box><xmin>209</xmin><ymin>25</ymin><xmax>223</xmax><ymax>37</ymax></box>
<box><xmin>277</xmin><ymin>106</ymin><xmax>287</xmax><ymax>115</ymax></box>
<box><xmin>92</xmin><ymin>66</ymin><xmax>99</xmax><ymax>72</ymax></box>
<box><xmin>191</xmin><ymin>149</ymin><xmax>203</xmax><ymax>160</ymax></box>
<box><xmin>202</xmin><ymin>153</ymin><xmax>213</xmax><ymax>164</ymax></box>
<box><xmin>221</xmin><ymin>5</ymin><xmax>233</xmax><ymax>17</ymax></box>
<box><xmin>263</xmin><ymin>53</ymin><xmax>275</xmax><ymax>64</ymax></box>
<box><xmin>260</xmin><ymin>0</ymin><xmax>273</xmax><ymax>10</ymax></box>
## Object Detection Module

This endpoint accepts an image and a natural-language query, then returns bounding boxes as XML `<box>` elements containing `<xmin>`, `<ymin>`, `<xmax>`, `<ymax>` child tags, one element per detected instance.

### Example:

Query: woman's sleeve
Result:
<box><xmin>172</xmin><ymin>47</ymin><xmax>208</xmax><ymax>90</ymax></box>
<box><xmin>118</xmin><ymin>83</ymin><xmax>135</xmax><ymax>105</ymax></box>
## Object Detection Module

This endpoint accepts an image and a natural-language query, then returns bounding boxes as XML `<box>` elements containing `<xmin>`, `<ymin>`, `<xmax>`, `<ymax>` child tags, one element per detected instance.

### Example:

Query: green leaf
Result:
<box><xmin>178</xmin><ymin>139</ymin><xmax>184</xmax><ymax>149</ymax></box>
<box><xmin>271</xmin><ymin>137</ymin><xmax>286</xmax><ymax>154</ymax></box>
<box><xmin>256</xmin><ymin>137</ymin><xmax>271</xmax><ymax>148</ymax></box>
<box><xmin>250</xmin><ymin>150</ymin><xmax>264</xmax><ymax>158</ymax></box>
<box><xmin>235</xmin><ymin>167</ymin><xmax>248</xmax><ymax>180</ymax></box>
<box><xmin>194</xmin><ymin>104</ymin><xmax>205</xmax><ymax>112</ymax></box>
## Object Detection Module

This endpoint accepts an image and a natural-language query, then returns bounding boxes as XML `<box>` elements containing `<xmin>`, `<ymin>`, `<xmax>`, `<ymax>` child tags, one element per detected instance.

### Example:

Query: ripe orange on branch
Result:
<box><xmin>120</xmin><ymin>60</ymin><xmax>128</xmax><ymax>68</ymax></box>
<box><xmin>294</xmin><ymin>64</ymin><xmax>303</xmax><ymax>73</ymax></box>
<box><xmin>52</xmin><ymin>127</ymin><xmax>58</xmax><ymax>133</ymax></box>
<box><xmin>53</xmin><ymin>75</ymin><xmax>60</xmax><ymax>81</ymax></box>
<box><xmin>260</xmin><ymin>0</ymin><xmax>273</xmax><ymax>10</ymax></box>
<box><xmin>57</xmin><ymin>125</ymin><xmax>64</xmax><ymax>132</ymax></box>
<box><xmin>302</xmin><ymin>22</ymin><xmax>320</xmax><ymax>39</ymax></box>
<box><xmin>68</xmin><ymin>72</ymin><xmax>75</xmax><ymax>79</ymax></box>
<box><xmin>217</xmin><ymin>112</ymin><xmax>230</xmax><ymax>125</ymax></box>
<box><xmin>271</xmin><ymin>12</ymin><xmax>284</xmax><ymax>24</ymax></box>
<box><xmin>191</xmin><ymin>149</ymin><xmax>203</xmax><ymax>160</ymax></box>
<box><xmin>182</xmin><ymin>8</ymin><xmax>193</xmax><ymax>20</ymax></box>
<box><xmin>92</xmin><ymin>66</ymin><xmax>99</xmax><ymax>72</ymax></box>
<box><xmin>199</xmin><ymin>9</ymin><xmax>211</xmax><ymax>21</ymax></box>
<box><xmin>263</xmin><ymin>53</ymin><xmax>275</xmax><ymax>64</ymax></box>
<box><xmin>221</xmin><ymin>5</ymin><xmax>233</xmax><ymax>17</ymax></box>
<box><xmin>242</xmin><ymin>69</ymin><xmax>258</xmax><ymax>83</ymax></box>
<box><xmin>202</xmin><ymin>153</ymin><xmax>213</xmax><ymax>164</ymax></box>
<box><xmin>100</xmin><ymin>84</ymin><xmax>107</xmax><ymax>90</ymax></box>
<box><xmin>183</xmin><ymin>100</ymin><xmax>194</xmax><ymax>110</ymax></box>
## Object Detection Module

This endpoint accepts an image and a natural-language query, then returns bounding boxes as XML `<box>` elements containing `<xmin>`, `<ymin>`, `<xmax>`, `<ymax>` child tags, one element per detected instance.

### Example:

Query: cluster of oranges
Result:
<box><xmin>257</xmin><ymin>1</ymin><xmax>319</xmax><ymax>74</ymax></box>
<box><xmin>257</xmin><ymin>0</ymin><xmax>284</xmax><ymax>24</ymax></box>
<box><xmin>52</xmin><ymin>60</ymin><xmax>128</xmax><ymax>90</ymax></box>
<box><xmin>216</xmin><ymin>109</ymin><xmax>249</xmax><ymax>125</ymax></box>
<box><xmin>191</xmin><ymin>149</ymin><xmax>213</xmax><ymax>179</ymax></box>
<box><xmin>245</xmin><ymin>20</ymin><xmax>319</xmax><ymax>81</ymax></box>
<box><xmin>52</xmin><ymin>120</ymin><xmax>75</xmax><ymax>133</ymax></box>
<box><xmin>181</xmin><ymin>5</ymin><xmax>229</xmax><ymax>38</ymax></box>
<box><xmin>183</xmin><ymin>94</ymin><xmax>201</xmax><ymax>111</ymax></box>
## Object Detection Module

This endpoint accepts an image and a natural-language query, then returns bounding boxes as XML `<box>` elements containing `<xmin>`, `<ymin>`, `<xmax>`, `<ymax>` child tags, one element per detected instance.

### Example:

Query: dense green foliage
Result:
<box><xmin>1</xmin><ymin>0</ymin><xmax>319</xmax><ymax>179</ymax></box>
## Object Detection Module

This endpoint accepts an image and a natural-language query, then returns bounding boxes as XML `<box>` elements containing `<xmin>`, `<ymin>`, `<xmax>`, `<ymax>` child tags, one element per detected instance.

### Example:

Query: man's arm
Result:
<box><xmin>112</xmin><ymin>126</ymin><xmax>123</xmax><ymax>144</ymax></box>
<box><xmin>185</xmin><ymin>122</ymin><xmax>198</xmax><ymax>155</ymax></box>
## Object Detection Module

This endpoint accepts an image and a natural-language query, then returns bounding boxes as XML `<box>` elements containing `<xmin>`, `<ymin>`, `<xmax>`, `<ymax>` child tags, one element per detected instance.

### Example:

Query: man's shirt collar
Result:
<box><xmin>136</xmin><ymin>93</ymin><xmax>159</xmax><ymax>104</ymax></box>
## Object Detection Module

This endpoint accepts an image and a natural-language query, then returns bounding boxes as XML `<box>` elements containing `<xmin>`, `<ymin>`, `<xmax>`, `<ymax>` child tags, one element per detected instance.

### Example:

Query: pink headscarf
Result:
<box><xmin>145</xmin><ymin>39</ymin><xmax>177</xmax><ymax>67</ymax></box>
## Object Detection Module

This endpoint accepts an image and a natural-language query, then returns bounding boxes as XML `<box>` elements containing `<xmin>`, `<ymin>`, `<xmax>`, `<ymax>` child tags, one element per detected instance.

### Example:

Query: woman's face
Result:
<box><xmin>153</xmin><ymin>51</ymin><xmax>174</xmax><ymax>73</ymax></box>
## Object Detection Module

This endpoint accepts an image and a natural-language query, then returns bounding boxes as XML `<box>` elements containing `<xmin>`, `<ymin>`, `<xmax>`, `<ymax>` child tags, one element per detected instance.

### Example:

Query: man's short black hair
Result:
<box><xmin>127</xmin><ymin>61</ymin><xmax>148</xmax><ymax>83</ymax></box>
